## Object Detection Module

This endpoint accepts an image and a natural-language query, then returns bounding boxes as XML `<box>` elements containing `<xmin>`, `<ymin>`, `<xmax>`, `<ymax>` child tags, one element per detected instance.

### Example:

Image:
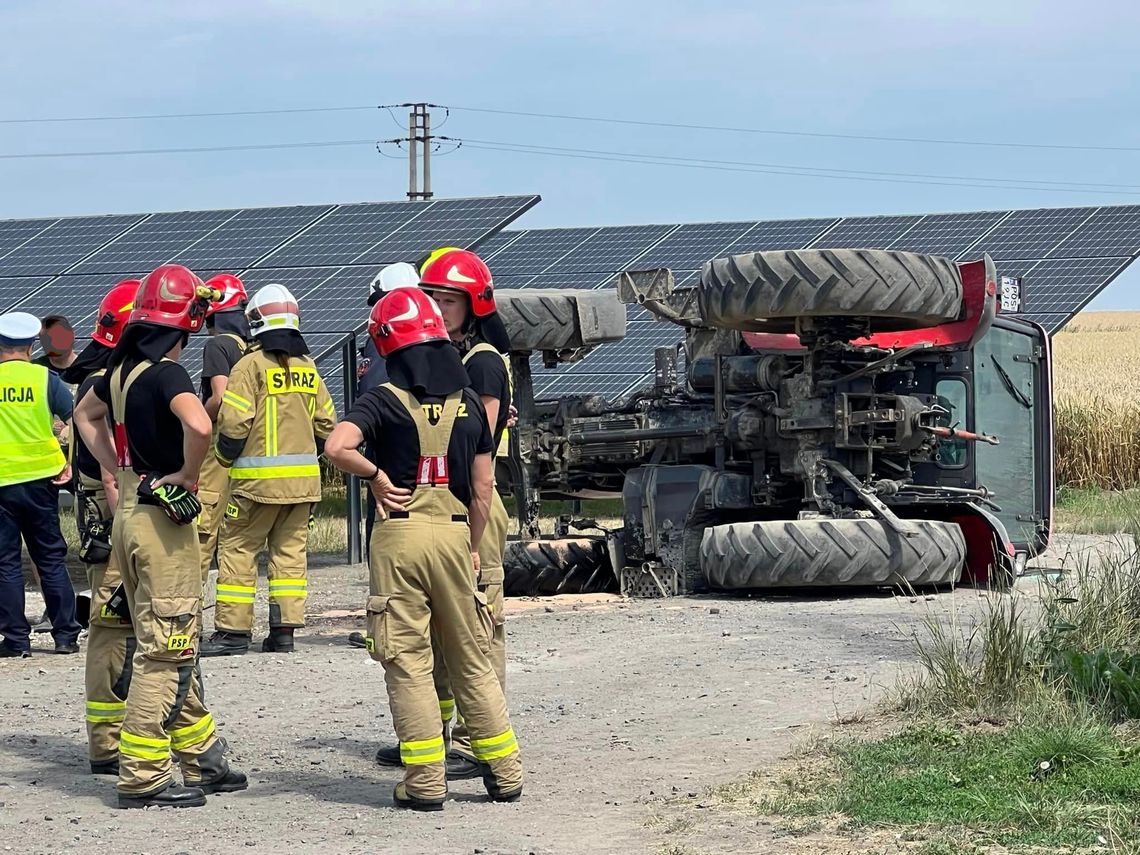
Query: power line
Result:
<box><xmin>451</xmin><ymin>138</ymin><xmax>1140</xmax><ymax>197</ymax></box>
<box><xmin>0</xmin><ymin>105</ymin><xmax>377</xmax><ymax>125</ymax></box>
<box><xmin>0</xmin><ymin>139</ymin><xmax>377</xmax><ymax>159</ymax></box>
<box><xmin>450</xmin><ymin>105</ymin><xmax>1140</xmax><ymax>154</ymax></box>
<box><xmin>444</xmin><ymin>137</ymin><xmax>1140</xmax><ymax>195</ymax></box>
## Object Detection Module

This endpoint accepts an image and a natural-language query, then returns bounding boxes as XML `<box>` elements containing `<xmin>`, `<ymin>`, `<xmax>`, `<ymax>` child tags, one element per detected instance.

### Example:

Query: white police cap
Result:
<box><xmin>0</xmin><ymin>312</ymin><xmax>41</xmax><ymax>347</ymax></box>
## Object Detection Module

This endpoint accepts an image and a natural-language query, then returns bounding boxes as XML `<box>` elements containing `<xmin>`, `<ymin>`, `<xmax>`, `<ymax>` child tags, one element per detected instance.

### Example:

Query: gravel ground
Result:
<box><xmin>0</xmin><ymin>532</ymin><xmax>1121</xmax><ymax>855</ymax></box>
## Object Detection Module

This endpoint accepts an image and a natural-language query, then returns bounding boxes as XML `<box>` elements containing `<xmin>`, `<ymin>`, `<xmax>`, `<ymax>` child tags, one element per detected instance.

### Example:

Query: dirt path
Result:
<box><xmin>0</xmin><ymin>553</ymin><xmax>1019</xmax><ymax>855</ymax></box>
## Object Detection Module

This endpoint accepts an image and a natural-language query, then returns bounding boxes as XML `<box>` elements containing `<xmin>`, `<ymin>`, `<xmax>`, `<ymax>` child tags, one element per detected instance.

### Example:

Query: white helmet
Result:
<box><xmin>246</xmin><ymin>283</ymin><xmax>300</xmax><ymax>337</ymax></box>
<box><xmin>368</xmin><ymin>262</ymin><xmax>420</xmax><ymax>306</ymax></box>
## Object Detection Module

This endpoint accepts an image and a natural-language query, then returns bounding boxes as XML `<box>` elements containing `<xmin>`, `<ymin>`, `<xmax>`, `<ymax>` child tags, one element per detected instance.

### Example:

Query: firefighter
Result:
<box><xmin>200</xmin><ymin>284</ymin><xmax>337</xmax><ymax>657</ymax></box>
<box><xmin>196</xmin><ymin>274</ymin><xmax>251</xmax><ymax>582</ymax></box>
<box><xmin>73</xmin><ymin>264</ymin><xmax>245</xmax><ymax>809</ymax></box>
<box><xmin>324</xmin><ymin>287</ymin><xmax>522</xmax><ymax>810</ymax></box>
<box><xmin>412</xmin><ymin>248</ymin><xmax>512</xmax><ymax>779</ymax></box>
<box><xmin>61</xmin><ymin>280</ymin><xmax>137</xmax><ymax>773</ymax></box>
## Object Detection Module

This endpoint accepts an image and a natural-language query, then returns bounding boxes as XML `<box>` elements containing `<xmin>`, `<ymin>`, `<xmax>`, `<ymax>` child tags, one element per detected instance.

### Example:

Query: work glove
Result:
<box><xmin>138</xmin><ymin>474</ymin><xmax>202</xmax><ymax>526</ymax></box>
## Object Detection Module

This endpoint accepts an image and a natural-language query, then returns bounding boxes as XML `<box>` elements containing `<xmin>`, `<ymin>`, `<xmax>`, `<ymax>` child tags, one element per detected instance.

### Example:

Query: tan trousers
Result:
<box><xmin>214</xmin><ymin>495</ymin><xmax>310</xmax><ymax>632</ymax></box>
<box><xmin>82</xmin><ymin>484</ymin><xmax>134</xmax><ymax>765</ymax></box>
<box><xmin>114</xmin><ymin>499</ymin><xmax>227</xmax><ymax>795</ymax></box>
<box><xmin>196</xmin><ymin>450</ymin><xmax>230</xmax><ymax>583</ymax></box>
<box><xmin>435</xmin><ymin>488</ymin><xmax>508</xmax><ymax>756</ymax></box>
<box><xmin>366</xmin><ymin>488</ymin><xmax>522</xmax><ymax>801</ymax></box>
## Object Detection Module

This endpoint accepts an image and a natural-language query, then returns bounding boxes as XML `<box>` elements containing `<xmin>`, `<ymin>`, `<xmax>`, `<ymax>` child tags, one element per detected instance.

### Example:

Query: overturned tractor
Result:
<box><xmin>494</xmin><ymin>249</ymin><xmax>1052</xmax><ymax>597</ymax></box>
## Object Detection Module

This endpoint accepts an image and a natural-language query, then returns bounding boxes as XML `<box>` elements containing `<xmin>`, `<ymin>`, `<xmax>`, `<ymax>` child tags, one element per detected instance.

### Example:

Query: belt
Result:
<box><xmin>387</xmin><ymin>511</ymin><xmax>468</xmax><ymax>523</ymax></box>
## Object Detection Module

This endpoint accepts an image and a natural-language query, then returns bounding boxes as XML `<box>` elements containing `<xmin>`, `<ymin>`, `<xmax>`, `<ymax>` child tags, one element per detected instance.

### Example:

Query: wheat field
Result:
<box><xmin>1052</xmin><ymin>311</ymin><xmax>1140</xmax><ymax>489</ymax></box>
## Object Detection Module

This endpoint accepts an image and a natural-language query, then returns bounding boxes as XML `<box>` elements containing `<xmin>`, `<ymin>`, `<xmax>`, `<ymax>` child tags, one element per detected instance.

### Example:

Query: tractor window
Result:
<box><xmin>974</xmin><ymin>325</ymin><xmax>1038</xmax><ymax>544</ymax></box>
<box><xmin>934</xmin><ymin>378</ymin><xmax>968</xmax><ymax>468</ymax></box>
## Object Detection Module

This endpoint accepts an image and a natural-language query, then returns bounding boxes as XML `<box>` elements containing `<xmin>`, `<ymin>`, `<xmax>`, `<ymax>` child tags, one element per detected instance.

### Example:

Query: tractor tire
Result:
<box><xmin>700</xmin><ymin>518</ymin><xmax>966</xmax><ymax>589</ymax></box>
<box><xmin>698</xmin><ymin>248</ymin><xmax>962</xmax><ymax>333</ymax></box>
<box><xmin>495</xmin><ymin>289</ymin><xmax>626</xmax><ymax>353</ymax></box>
<box><xmin>502</xmin><ymin>537</ymin><xmax>616</xmax><ymax>596</ymax></box>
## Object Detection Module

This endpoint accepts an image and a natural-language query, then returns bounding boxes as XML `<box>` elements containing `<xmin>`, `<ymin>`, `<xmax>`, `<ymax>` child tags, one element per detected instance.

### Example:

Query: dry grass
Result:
<box><xmin>1053</xmin><ymin>312</ymin><xmax>1140</xmax><ymax>489</ymax></box>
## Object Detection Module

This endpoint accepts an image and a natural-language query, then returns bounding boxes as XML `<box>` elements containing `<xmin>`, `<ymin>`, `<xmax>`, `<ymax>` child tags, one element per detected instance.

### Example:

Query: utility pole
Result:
<box><xmin>407</xmin><ymin>103</ymin><xmax>432</xmax><ymax>201</ymax></box>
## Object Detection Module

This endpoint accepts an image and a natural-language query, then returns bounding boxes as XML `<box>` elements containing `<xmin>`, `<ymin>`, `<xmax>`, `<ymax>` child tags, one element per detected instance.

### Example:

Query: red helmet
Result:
<box><xmin>368</xmin><ymin>287</ymin><xmax>448</xmax><ymax>357</ymax></box>
<box><xmin>92</xmin><ymin>279</ymin><xmax>140</xmax><ymax>348</ymax></box>
<box><xmin>418</xmin><ymin>249</ymin><xmax>496</xmax><ymax>318</ymax></box>
<box><xmin>128</xmin><ymin>264</ymin><xmax>216</xmax><ymax>333</ymax></box>
<box><xmin>204</xmin><ymin>273</ymin><xmax>248</xmax><ymax>316</ymax></box>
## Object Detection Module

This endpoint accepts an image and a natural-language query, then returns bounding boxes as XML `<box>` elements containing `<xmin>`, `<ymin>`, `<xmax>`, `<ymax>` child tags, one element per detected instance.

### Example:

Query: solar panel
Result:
<box><xmin>175</xmin><ymin>205</ymin><xmax>335</xmax><ymax>271</ymax></box>
<box><xmin>550</xmin><ymin>225</ymin><xmax>678</xmax><ymax>274</ymax></box>
<box><xmin>627</xmin><ymin>221</ymin><xmax>757</xmax><ymax>271</ymax></box>
<box><xmin>471</xmin><ymin>229</ymin><xmax>525</xmax><ymax>260</ymax></box>
<box><xmin>8</xmin><ymin>272</ymin><xmax>145</xmax><ymax>327</ymax></box>
<box><xmin>0</xmin><ymin>218</ymin><xmax>58</xmax><ymax>260</ymax></box>
<box><xmin>256</xmin><ymin>202</ymin><xmax>431</xmax><ymax>268</ymax></box>
<box><xmin>479</xmin><ymin>228</ymin><xmax>600</xmax><ymax>275</ymax></box>
<box><xmin>238</xmin><ymin>266</ymin><xmax>345</xmax><ymax>300</ymax></box>
<box><xmin>533</xmin><ymin>371</ymin><xmax>645</xmax><ymax>400</ymax></box>
<box><xmin>0</xmin><ymin>277</ymin><xmax>54</xmax><ymax>312</ymax></box>
<box><xmin>1018</xmin><ymin>257</ymin><xmax>1132</xmax><ymax>316</ymax></box>
<box><xmin>72</xmin><ymin>209</ymin><xmax>238</xmax><ymax>275</ymax></box>
<box><xmin>964</xmin><ymin>207</ymin><xmax>1099</xmax><ymax>261</ymax></box>
<box><xmin>890</xmin><ymin>211</ymin><xmax>1010</xmax><ymax>258</ymax></box>
<box><xmin>720</xmin><ymin>218</ymin><xmax>838</xmax><ymax>253</ymax></box>
<box><xmin>0</xmin><ymin>215</ymin><xmax>145</xmax><ymax>277</ymax></box>
<box><xmin>356</xmin><ymin>196</ymin><xmax>541</xmax><ymax>265</ymax></box>
<box><xmin>1046</xmin><ymin>205</ymin><xmax>1140</xmax><ymax>259</ymax></box>
<box><xmin>1015</xmin><ymin>312</ymin><xmax>1070</xmax><ymax>334</ymax></box>
<box><xmin>807</xmin><ymin>215</ymin><xmax>922</xmax><ymax>249</ymax></box>
<box><xmin>522</xmin><ymin>271</ymin><xmax>612</xmax><ymax>290</ymax></box>
<box><xmin>297</xmin><ymin>267</ymin><xmax>377</xmax><ymax>333</ymax></box>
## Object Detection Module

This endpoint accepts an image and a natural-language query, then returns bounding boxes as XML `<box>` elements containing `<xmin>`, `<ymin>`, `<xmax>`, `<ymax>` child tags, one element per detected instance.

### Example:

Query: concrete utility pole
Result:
<box><xmin>407</xmin><ymin>103</ymin><xmax>433</xmax><ymax>201</ymax></box>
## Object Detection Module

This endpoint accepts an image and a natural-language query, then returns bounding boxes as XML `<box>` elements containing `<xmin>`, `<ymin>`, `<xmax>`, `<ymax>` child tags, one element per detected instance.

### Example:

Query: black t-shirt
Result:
<box><xmin>345</xmin><ymin>386</ymin><xmax>493</xmax><ymax>506</ymax></box>
<box><xmin>199</xmin><ymin>334</ymin><xmax>245</xmax><ymax>400</ymax></box>
<box><xmin>93</xmin><ymin>360</ymin><xmax>196</xmax><ymax>476</ymax></box>
<box><xmin>465</xmin><ymin>349</ymin><xmax>510</xmax><ymax>448</ymax></box>
<box><xmin>74</xmin><ymin>374</ymin><xmax>103</xmax><ymax>481</ymax></box>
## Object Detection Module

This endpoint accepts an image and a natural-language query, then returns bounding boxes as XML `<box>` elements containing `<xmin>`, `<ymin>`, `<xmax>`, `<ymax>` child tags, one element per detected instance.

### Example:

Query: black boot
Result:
<box><xmin>90</xmin><ymin>758</ymin><xmax>118</xmax><ymax>776</ymax></box>
<box><xmin>393</xmin><ymin>782</ymin><xmax>444</xmax><ymax>812</ymax></box>
<box><xmin>375</xmin><ymin>744</ymin><xmax>403</xmax><ymax>767</ymax></box>
<box><xmin>0</xmin><ymin>644</ymin><xmax>30</xmax><ymax>658</ymax></box>
<box><xmin>484</xmin><ymin>776</ymin><xmax>523</xmax><ymax>803</ymax></box>
<box><xmin>118</xmin><ymin>783</ymin><xmax>206</xmax><ymax>809</ymax></box>
<box><xmin>198</xmin><ymin>767</ymin><xmax>248</xmax><ymax>794</ymax></box>
<box><xmin>446</xmin><ymin>750</ymin><xmax>490</xmax><ymax>781</ymax></box>
<box><xmin>200</xmin><ymin>631</ymin><xmax>251</xmax><ymax>657</ymax></box>
<box><xmin>261</xmin><ymin>627</ymin><xmax>295</xmax><ymax>653</ymax></box>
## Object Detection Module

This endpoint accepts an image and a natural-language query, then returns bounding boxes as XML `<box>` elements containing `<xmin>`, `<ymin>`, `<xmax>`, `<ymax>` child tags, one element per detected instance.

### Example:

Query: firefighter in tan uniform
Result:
<box><xmin>201</xmin><ymin>284</ymin><xmax>337</xmax><ymax>657</ymax></box>
<box><xmin>65</xmin><ymin>279</ymin><xmax>138</xmax><ymax>774</ymax></box>
<box><xmin>74</xmin><ymin>264</ymin><xmax>246</xmax><ymax>809</ymax></box>
<box><xmin>196</xmin><ymin>274</ymin><xmax>250</xmax><ymax>581</ymax></box>
<box><xmin>325</xmin><ymin>287</ymin><xmax>523</xmax><ymax>810</ymax></box>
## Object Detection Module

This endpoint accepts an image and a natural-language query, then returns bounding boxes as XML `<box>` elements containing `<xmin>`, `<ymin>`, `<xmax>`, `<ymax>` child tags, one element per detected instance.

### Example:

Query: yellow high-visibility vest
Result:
<box><xmin>0</xmin><ymin>360</ymin><xmax>65</xmax><ymax>487</ymax></box>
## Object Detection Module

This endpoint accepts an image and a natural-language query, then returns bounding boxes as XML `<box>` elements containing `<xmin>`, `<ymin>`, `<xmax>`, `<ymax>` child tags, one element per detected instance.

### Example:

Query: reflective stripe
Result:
<box><xmin>86</xmin><ymin>700</ymin><xmax>126</xmax><ymax>723</ymax></box>
<box><xmin>307</xmin><ymin>396</ymin><xmax>316</xmax><ymax>417</ymax></box>
<box><xmin>170</xmin><ymin>713</ymin><xmax>215</xmax><ymax>750</ymax></box>
<box><xmin>216</xmin><ymin>583</ymin><xmax>256</xmax><ymax>603</ymax></box>
<box><xmin>268</xmin><ymin>579</ymin><xmax>307</xmax><ymax>599</ymax></box>
<box><xmin>439</xmin><ymin>698</ymin><xmax>456</xmax><ymax>722</ymax></box>
<box><xmin>230</xmin><ymin>452</ymin><xmax>319</xmax><ymax>480</ymax></box>
<box><xmin>470</xmin><ymin>728</ymin><xmax>519</xmax><ymax>761</ymax></box>
<box><xmin>323</xmin><ymin>399</ymin><xmax>336</xmax><ymax>417</ymax></box>
<box><xmin>120</xmin><ymin>730</ymin><xmax>171</xmax><ymax>761</ymax></box>
<box><xmin>265</xmin><ymin>397</ymin><xmax>278</xmax><ymax>457</ymax></box>
<box><xmin>222</xmin><ymin>390</ymin><xmax>252</xmax><ymax>412</ymax></box>
<box><xmin>400</xmin><ymin>735</ymin><xmax>446</xmax><ymax>766</ymax></box>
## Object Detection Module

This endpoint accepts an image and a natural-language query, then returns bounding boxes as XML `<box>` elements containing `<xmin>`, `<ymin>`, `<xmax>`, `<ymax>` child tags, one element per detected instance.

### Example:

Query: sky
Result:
<box><xmin>1</xmin><ymin>0</ymin><xmax>1138</xmax><ymax>309</ymax></box>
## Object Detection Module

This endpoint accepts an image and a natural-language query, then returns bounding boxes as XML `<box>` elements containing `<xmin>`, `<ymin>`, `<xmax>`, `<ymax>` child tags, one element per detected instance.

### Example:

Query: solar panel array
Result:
<box><xmin>481</xmin><ymin>204</ymin><xmax>1140</xmax><ymax>399</ymax></box>
<box><xmin>0</xmin><ymin>195</ymin><xmax>539</xmax><ymax>411</ymax></box>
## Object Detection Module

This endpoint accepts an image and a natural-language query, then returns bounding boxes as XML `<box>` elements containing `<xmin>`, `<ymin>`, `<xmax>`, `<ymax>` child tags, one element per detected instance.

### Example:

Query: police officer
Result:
<box><xmin>62</xmin><ymin>280</ymin><xmax>138</xmax><ymax>772</ymax></box>
<box><xmin>201</xmin><ymin>284</ymin><xmax>337</xmax><ymax>657</ymax></box>
<box><xmin>73</xmin><ymin>265</ymin><xmax>245</xmax><ymax>809</ymax></box>
<box><xmin>325</xmin><ymin>287</ymin><xmax>522</xmax><ymax>810</ymax></box>
<box><xmin>0</xmin><ymin>312</ymin><xmax>82</xmax><ymax>657</ymax></box>
<box><xmin>196</xmin><ymin>274</ymin><xmax>251</xmax><ymax>582</ymax></box>
<box><xmin>420</xmin><ymin>248</ymin><xmax>512</xmax><ymax>779</ymax></box>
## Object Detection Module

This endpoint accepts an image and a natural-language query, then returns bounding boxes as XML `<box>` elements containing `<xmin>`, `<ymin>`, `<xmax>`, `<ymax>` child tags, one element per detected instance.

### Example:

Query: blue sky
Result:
<box><xmin>2</xmin><ymin>0</ymin><xmax>1138</xmax><ymax>309</ymax></box>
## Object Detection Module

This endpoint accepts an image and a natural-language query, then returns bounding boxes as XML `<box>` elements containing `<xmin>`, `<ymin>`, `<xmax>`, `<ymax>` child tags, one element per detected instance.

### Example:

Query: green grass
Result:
<box><xmin>732</xmin><ymin>718</ymin><xmax>1140</xmax><ymax>850</ymax></box>
<box><xmin>1056</xmin><ymin>486</ymin><xmax>1140</xmax><ymax>534</ymax></box>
